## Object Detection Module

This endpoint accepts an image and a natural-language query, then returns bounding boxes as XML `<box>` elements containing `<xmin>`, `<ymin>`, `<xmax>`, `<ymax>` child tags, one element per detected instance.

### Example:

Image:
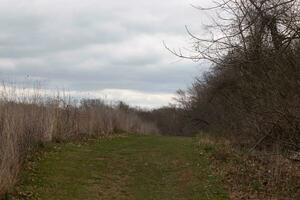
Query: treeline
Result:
<box><xmin>0</xmin><ymin>86</ymin><xmax>158</xmax><ymax>198</ymax></box>
<box><xmin>145</xmin><ymin>0</ymin><xmax>300</xmax><ymax>151</ymax></box>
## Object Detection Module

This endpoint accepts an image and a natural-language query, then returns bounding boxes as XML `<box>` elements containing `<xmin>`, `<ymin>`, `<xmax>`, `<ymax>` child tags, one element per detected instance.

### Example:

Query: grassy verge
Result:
<box><xmin>8</xmin><ymin>135</ymin><xmax>228</xmax><ymax>200</ymax></box>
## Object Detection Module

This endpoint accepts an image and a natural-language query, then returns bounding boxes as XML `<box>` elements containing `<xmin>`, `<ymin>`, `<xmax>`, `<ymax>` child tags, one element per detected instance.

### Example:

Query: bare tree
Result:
<box><xmin>169</xmin><ymin>0</ymin><xmax>300</xmax><ymax>151</ymax></box>
<box><xmin>166</xmin><ymin>0</ymin><xmax>300</xmax><ymax>64</ymax></box>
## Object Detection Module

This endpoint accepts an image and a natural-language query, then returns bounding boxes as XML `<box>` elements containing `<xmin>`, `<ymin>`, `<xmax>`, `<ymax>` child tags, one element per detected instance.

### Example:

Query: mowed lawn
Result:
<box><xmin>12</xmin><ymin>135</ymin><xmax>228</xmax><ymax>200</ymax></box>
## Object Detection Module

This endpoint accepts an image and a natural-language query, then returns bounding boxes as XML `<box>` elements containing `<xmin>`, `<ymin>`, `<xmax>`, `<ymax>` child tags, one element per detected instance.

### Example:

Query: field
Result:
<box><xmin>10</xmin><ymin>135</ymin><xmax>227</xmax><ymax>200</ymax></box>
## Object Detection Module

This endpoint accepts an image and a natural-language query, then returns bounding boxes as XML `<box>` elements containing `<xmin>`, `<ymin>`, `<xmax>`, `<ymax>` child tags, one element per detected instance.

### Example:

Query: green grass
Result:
<box><xmin>11</xmin><ymin>135</ymin><xmax>228</xmax><ymax>200</ymax></box>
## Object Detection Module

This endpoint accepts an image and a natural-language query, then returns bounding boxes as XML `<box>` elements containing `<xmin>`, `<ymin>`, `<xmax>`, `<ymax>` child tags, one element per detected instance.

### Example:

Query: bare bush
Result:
<box><xmin>164</xmin><ymin>0</ymin><xmax>300</xmax><ymax>151</ymax></box>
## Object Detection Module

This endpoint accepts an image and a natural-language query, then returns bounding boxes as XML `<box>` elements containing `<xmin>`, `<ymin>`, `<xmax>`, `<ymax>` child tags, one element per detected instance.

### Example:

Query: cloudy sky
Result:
<box><xmin>0</xmin><ymin>0</ymin><xmax>212</xmax><ymax>108</ymax></box>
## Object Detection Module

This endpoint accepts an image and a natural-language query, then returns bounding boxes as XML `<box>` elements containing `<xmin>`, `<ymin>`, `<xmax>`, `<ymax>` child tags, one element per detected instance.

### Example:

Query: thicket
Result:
<box><xmin>158</xmin><ymin>0</ymin><xmax>300</xmax><ymax>152</ymax></box>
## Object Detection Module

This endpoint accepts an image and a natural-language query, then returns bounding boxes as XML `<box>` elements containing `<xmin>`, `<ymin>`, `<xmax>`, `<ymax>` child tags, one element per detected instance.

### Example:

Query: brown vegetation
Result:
<box><xmin>0</xmin><ymin>85</ymin><xmax>158</xmax><ymax>198</ymax></box>
<box><xmin>197</xmin><ymin>135</ymin><xmax>300</xmax><ymax>199</ymax></box>
<box><xmin>161</xmin><ymin>0</ymin><xmax>300</xmax><ymax>151</ymax></box>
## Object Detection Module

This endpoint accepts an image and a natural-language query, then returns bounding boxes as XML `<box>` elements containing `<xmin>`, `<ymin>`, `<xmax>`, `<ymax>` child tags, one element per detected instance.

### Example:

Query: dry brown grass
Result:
<box><xmin>198</xmin><ymin>134</ymin><xmax>300</xmax><ymax>200</ymax></box>
<box><xmin>0</xmin><ymin>84</ymin><xmax>159</xmax><ymax>198</ymax></box>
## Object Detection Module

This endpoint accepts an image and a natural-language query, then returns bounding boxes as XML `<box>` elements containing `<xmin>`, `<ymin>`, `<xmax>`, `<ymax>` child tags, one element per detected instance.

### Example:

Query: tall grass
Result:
<box><xmin>0</xmin><ymin>83</ymin><xmax>159</xmax><ymax>197</ymax></box>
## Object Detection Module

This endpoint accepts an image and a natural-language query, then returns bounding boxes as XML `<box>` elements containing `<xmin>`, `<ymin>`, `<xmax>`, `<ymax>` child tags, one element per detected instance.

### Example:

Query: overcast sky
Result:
<box><xmin>0</xmin><ymin>0</ymin><xmax>212</xmax><ymax>108</ymax></box>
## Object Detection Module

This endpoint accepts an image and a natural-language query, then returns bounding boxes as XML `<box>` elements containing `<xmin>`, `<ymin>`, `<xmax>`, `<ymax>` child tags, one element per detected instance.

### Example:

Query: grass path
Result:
<box><xmin>12</xmin><ymin>135</ymin><xmax>228</xmax><ymax>200</ymax></box>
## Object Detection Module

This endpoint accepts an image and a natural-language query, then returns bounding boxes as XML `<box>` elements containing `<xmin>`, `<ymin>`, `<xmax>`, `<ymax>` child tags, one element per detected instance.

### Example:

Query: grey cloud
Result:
<box><xmin>0</xmin><ymin>0</ymin><xmax>210</xmax><ymax>107</ymax></box>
